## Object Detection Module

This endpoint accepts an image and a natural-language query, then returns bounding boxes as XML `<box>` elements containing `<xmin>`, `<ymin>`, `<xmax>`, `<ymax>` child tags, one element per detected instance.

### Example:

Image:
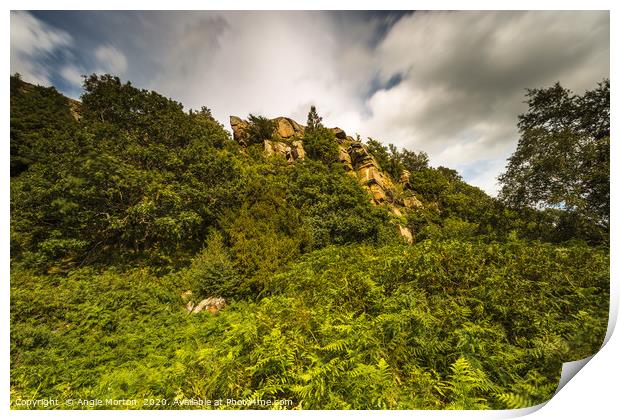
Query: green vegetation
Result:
<box><xmin>365</xmin><ymin>139</ymin><xmax>406</xmax><ymax>180</ymax></box>
<box><xmin>10</xmin><ymin>74</ymin><xmax>609</xmax><ymax>410</ymax></box>
<box><xmin>499</xmin><ymin>79</ymin><xmax>610</xmax><ymax>235</ymax></box>
<box><xmin>302</xmin><ymin>106</ymin><xmax>339</xmax><ymax>164</ymax></box>
<box><xmin>247</xmin><ymin>114</ymin><xmax>276</xmax><ymax>145</ymax></box>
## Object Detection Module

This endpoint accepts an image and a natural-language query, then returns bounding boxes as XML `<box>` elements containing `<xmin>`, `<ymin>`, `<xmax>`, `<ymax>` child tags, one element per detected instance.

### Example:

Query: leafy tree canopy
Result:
<box><xmin>499</xmin><ymin>79</ymin><xmax>609</xmax><ymax>232</ymax></box>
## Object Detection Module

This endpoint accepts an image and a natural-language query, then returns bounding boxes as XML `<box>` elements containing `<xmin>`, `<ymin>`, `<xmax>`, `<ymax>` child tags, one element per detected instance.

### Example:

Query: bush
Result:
<box><xmin>186</xmin><ymin>231</ymin><xmax>245</xmax><ymax>299</ymax></box>
<box><xmin>303</xmin><ymin>128</ymin><xmax>339</xmax><ymax>164</ymax></box>
<box><xmin>246</xmin><ymin>114</ymin><xmax>276</xmax><ymax>144</ymax></box>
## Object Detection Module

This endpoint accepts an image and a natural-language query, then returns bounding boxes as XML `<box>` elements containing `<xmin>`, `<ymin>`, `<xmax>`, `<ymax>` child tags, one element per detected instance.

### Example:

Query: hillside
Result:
<box><xmin>10</xmin><ymin>74</ymin><xmax>609</xmax><ymax>410</ymax></box>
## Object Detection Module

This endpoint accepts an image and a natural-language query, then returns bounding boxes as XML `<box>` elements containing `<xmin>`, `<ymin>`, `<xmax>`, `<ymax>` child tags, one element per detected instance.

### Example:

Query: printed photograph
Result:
<box><xmin>9</xmin><ymin>9</ymin><xmax>610</xmax><ymax>410</ymax></box>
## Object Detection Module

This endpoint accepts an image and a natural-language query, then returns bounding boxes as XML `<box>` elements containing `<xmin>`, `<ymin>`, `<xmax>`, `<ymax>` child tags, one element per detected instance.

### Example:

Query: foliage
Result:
<box><xmin>11</xmin><ymin>74</ymin><xmax>240</xmax><ymax>270</ymax></box>
<box><xmin>365</xmin><ymin>138</ymin><xmax>429</xmax><ymax>182</ymax></box>
<box><xmin>10</xmin><ymin>74</ymin><xmax>78</xmax><ymax>176</ymax></box>
<box><xmin>184</xmin><ymin>230</ymin><xmax>245</xmax><ymax>300</ymax></box>
<box><xmin>10</xmin><ymin>75</ymin><xmax>610</xmax><ymax>410</ymax></box>
<box><xmin>400</xmin><ymin>149</ymin><xmax>429</xmax><ymax>173</ymax></box>
<box><xmin>11</xmin><ymin>241</ymin><xmax>609</xmax><ymax>409</ymax></box>
<box><xmin>302</xmin><ymin>106</ymin><xmax>339</xmax><ymax>164</ymax></box>
<box><xmin>246</xmin><ymin>114</ymin><xmax>276</xmax><ymax>145</ymax></box>
<box><xmin>285</xmin><ymin>160</ymin><xmax>393</xmax><ymax>248</ymax></box>
<box><xmin>499</xmin><ymin>79</ymin><xmax>610</xmax><ymax>232</ymax></box>
<box><xmin>365</xmin><ymin>139</ymin><xmax>404</xmax><ymax>180</ymax></box>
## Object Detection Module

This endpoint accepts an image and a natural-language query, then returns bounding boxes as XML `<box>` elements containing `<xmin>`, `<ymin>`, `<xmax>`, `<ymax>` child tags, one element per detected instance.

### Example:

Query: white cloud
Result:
<box><xmin>94</xmin><ymin>45</ymin><xmax>128</xmax><ymax>75</ymax></box>
<box><xmin>59</xmin><ymin>65</ymin><xmax>83</xmax><ymax>85</ymax></box>
<box><xmin>146</xmin><ymin>12</ymin><xmax>366</xmax><ymax>131</ymax></box>
<box><xmin>10</xmin><ymin>11</ymin><xmax>72</xmax><ymax>85</ymax></box>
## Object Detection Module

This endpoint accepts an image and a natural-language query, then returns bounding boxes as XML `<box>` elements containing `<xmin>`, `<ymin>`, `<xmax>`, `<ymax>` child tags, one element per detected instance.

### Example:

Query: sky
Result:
<box><xmin>10</xmin><ymin>10</ymin><xmax>609</xmax><ymax>194</ymax></box>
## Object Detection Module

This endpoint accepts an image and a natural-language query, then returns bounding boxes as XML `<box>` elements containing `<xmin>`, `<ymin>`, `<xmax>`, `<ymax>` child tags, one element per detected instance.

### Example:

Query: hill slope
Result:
<box><xmin>10</xmin><ymin>74</ymin><xmax>609</xmax><ymax>410</ymax></box>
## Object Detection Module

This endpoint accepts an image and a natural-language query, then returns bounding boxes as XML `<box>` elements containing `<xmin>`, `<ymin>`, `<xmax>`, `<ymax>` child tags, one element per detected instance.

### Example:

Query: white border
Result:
<box><xmin>2</xmin><ymin>1</ymin><xmax>617</xmax><ymax>419</ymax></box>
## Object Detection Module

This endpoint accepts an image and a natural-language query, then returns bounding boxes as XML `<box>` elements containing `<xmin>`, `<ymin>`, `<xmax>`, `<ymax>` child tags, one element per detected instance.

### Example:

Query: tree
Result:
<box><xmin>365</xmin><ymin>138</ymin><xmax>404</xmax><ymax>180</ymax></box>
<box><xmin>306</xmin><ymin>105</ymin><xmax>323</xmax><ymax>132</ymax></box>
<box><xmin>400</xmin><ymin>149</ymin><xmax>429</xmax><ymax>173</ymax></box>
<box><xmin>498</xmin><ymin>80</ymin><xmax>610</xmax><ymax>230</ymax></box>
<box><xmin>303</xmin><ymin>106</ymin><xmax>338</xmax><ymax>164</ymax></box>
<box><xmin>11</xmin><ymin>74</ymin><xmax>240</xmax><ymax>270</ymax></box>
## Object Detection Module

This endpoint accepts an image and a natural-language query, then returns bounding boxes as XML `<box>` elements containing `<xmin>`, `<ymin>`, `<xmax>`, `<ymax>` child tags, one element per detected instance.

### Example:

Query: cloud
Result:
<box><xmin>359</xmin><ymin>11</ymin><xmax>609</xmax><ymax>193</ymax></box>
<box><xmin>11</xmin><ymin>11</ymin><xmax>609</xmax><ymax>195</ymax></box>
<box><xmin>94</xmin><ymin>45</ymin><xmax>128</xmax><ymax>75</ymax></box>
<box><xmin>145</xmin><ymin>11</ymin><xmax>369</xmax><ymax>130</ymax></box>
<box><xmin>10</xmin><ymin>11</ymin><xmax>72</xmax><ymax>85</ymax></box>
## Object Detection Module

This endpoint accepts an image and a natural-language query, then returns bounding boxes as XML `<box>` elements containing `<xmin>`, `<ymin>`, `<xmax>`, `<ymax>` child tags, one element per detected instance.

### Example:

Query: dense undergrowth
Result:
<box><xmin>11</xmin><ymin>241</ymin><xmax>608</xmax><ymax>409</ymax></box>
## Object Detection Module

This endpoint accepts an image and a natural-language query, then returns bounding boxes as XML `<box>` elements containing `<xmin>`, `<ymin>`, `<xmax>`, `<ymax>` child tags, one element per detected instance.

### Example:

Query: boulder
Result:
<box><xmin>397</xmin><ymin>225</ymin><xmax>413</xmax><ymax>244</ymax></box>
<box><xmin>274</xmin><ymin>117</ymin><xmax>296</xmax><ymax>138</ymax></box>
<box><xmin>291</xmin><ymin>140</ymin><xmax>306</xmax><ymax>160</ymax></box>
<box><xmin>274</xmin><ymin>117</ymin><xmax>304</xmax><ymax>138</ymax></box>
<box><xmin>402</xmin><ymin>195</ymin><xmax>423</xmax><ymax>209</ymax></box>
<box><xmin>264</xmin><ymin>140</ymin><xmax>293</xmax><ymax>162</ymax></box>
<box><xmin>331</xmin><ymin>127</ymin><xmax>347</xmax><ymax>140</ymax></box>
<box><xmin>230</xmin><ymin>116</ymin><xmax>250</xmax><ymax>145</ymax></box>
<box><xmin>191</xmin><ymin>297</ymin><xmax>226</xmax><ymax>314</ymax></box>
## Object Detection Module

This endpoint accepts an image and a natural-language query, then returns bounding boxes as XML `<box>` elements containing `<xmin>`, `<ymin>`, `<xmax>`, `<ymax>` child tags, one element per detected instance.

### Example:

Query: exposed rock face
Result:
<box><xmin>291</xmin><ymin>140</ymin><xmax>306</xmax><ymax>160</ymax></box>
<box><xmin>331</xmin><ymin>127</ymin><xmax>347</xmax><ymax>140</ymax></box>
<box><xmin>264</xmin><ymin>139</ymin><xmax>306</xmax><ymax>163</ymax></box>
<box><xmin>402</xmin><ymin>195</ymin><xmax>423</xmax><ymax>209</ymax></box>
<box><xmin>230</xmin><ymin>116</ymin><xmax>251</xmax><ymax>146</ymax></box>
<box><xmin>230</xmin><ymin>115</ymin><xmax>305</xmax><ymax>145</ymax></box>
<box><xmin>264</xmin><ymin>140</ymin><xmax>290</xmax><ymax>158</ymax></box>
<box><xmin>347</xmin><ymin>142</ymin><xmax>393</xmax><ymax>205</ymax></box>
<box><xmin>338</xmin><ymin>145</ymin><xmax>354</xmax><ymax>171</ymax></box>
<box><xmin>188</xmin><ymin>297</ymin><xmax>226</xmax><ymax>314</ymax></box>
<box><xmin>274</xmin><ymin>117</ymin><xmax>304</xmax><ymax>138</ymax></box>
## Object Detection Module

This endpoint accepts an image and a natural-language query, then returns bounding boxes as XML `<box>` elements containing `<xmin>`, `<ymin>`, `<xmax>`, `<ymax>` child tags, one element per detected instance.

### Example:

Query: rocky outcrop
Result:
<box><xmin>185</xmin><ymin>296</ymin><xmax>226</xmax><ymax>314</ymax></box>
<box><xmin>264</xmin><ymin>140</ymin><xmax>290</xmax><ymax>158</ymax></box>
<box><xmin>230</xmin><ymin>116</ymin><xmax>251</xmax><ymax>146</ymax></box>
<box><xmin>274</xmin><ymin>117</ymin><xmax>305</xmax><ymax>138</ymax></box>
<box><xmin>347</xmin><ymin>141</ymin><xmax>393</xmax><ymax>205</ymax></box>
<box><xmin>230</xmin><ymin>116</ymin><xmax>304</xmax><ymax>145</ymax></box>
<box><xmin>264</xmin><ymin>139</ymin><xmax>306</xmax><ymax>163</ymax></box>
<box><xmin>228</xmin><ymin>114</ymin><xmax>424</xmax><ymax>243</ymax></box>
<box><xmin>402</xmin><ymin>195</ymin><xmax>423</xmax><ymax>209</ymax></box>
<box><xmin>331</xmin><ymin>127</ymin><xmax>347</xmax><ymax>140</ymax></box>
<box><xmin>291</xmin><ymin>140</ymin><xmax>305</xmax><ymax>160</ymax></box>
<box><xmin>400</xmin><ymin>169</ymin><xmax>411</xmax><ymax>184</ymax></box>
<box><xmin>338</xmin><ymin>145</ymin><xmax>354</xmax><ymax>171</ymax></box>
